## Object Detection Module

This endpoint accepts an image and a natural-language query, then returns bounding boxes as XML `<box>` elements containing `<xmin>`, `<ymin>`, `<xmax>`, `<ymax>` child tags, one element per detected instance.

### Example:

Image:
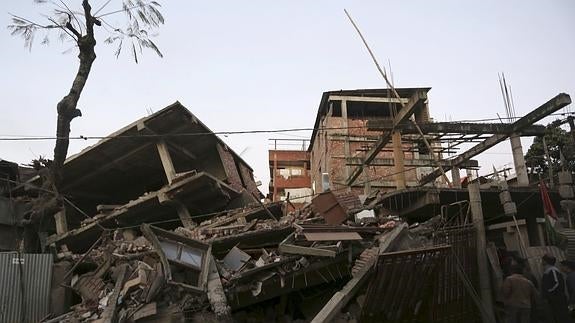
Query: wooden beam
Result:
<box><xmin>346</xmin><ymin>89</ymin><xmax>428</xmax><ymax>186</ymax></box>
<box><xmin>100</xmin><ymin>264</ymin><xmax>127</xmax><ymax>323</ymax></box>
<box><xmin>419</xmin><ymin>93</ymin><xmax>572</xmax><ymax>185</ymax></box>
<box><xmin>279</xmin><ymin>243</ymin><xmax>337</xmax><ymax>257</ymax></box>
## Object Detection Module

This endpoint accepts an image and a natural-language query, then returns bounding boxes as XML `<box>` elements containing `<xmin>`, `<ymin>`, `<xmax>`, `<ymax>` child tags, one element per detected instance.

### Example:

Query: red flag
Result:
<box><xmin>540</xmin><ymin>180</ymin><xmax>558</xmax><ymax>220</ymax></box>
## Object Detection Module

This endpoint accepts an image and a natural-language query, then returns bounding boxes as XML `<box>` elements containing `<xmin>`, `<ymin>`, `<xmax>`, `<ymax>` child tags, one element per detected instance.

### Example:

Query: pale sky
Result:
<box><xmin>1</xmin><ymin>1</ymin><xmax>574</xmax><ymax>194</ymax></box>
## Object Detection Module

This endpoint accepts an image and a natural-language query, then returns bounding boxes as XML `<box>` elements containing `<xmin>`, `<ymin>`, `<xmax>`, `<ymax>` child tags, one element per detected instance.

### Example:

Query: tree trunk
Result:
<box><xmin>50</xmin><ymin>0</ymin><xmax>97</xmax><ymax>192</ymax></box>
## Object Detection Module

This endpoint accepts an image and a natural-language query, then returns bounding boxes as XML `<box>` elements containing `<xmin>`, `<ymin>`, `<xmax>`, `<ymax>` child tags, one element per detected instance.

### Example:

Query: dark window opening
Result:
<box><xmin>416</xmin><ymin>140</ymin><xmax>430</xmax><ymax>155</ymax></box>
<box><xmin>347</xmin><ymin>101</ymin><xmax>397</xmax><ymax>119</ymax></box>
<box><xmin>331</xmin><ymin>101</ymin><xmax>342</xmax><ymax>117</ymax></box>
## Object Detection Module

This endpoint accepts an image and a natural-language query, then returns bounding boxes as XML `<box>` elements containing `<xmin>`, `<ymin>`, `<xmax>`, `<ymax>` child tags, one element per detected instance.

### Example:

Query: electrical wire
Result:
<box><xmin>0</xmin><ymin>111</ymin><xmax>573</xmax><ymax>142</ymax></box>
<box><xmin>0</xmin><ymin>165</ymin><xmax>420</xmax><ymax>231</ymax></box>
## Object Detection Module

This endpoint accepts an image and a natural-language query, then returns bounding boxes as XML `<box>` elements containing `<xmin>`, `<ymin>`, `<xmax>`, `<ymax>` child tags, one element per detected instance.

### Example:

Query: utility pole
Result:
<box><xmin>467</xmin><ymin>170</ymin><xmax>495</xmax><ymax>322</ymax></box>
<box><xmin>543</xmin><ymin>137</ymin><xmax>554</xmax><ymax>188</ymax></box>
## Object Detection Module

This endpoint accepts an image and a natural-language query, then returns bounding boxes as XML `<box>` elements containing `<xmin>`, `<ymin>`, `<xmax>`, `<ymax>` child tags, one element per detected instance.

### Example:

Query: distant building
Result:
<box><xmin>308</xmin><ymin>88</ymin><xmax>436</xmax><ymax>196</ymax></box>
<box><xmin>268</xmin><ymin>139</ymin><xmax>312</xmax><ymax>207</ymax></box>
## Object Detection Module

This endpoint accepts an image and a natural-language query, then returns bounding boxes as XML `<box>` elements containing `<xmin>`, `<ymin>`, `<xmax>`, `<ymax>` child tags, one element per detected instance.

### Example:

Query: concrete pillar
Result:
<box><xmin>273</xmin><ymin>153</ymin><xmax>278</xmax><ymax>201</ymax></box>
<box><xmin>54</xmin><ymin>209</ymin><xmax>68</xmax><ymax>235</ymax></box>
<box><xmin>451</xmin><ymin>167</ymin><xmax>461</xmax><ymax>188</ymax></box>
<box><xmin>173</xmin><ymin>201</ymin><xmax>196</xmax><ymax>228</ymax></box>
<box><xmin>392</xmin><ymin>131</ymin><xmax>406</xmax><ymax>189</ymax></box>
<box><xmin>363</xmin><ymin>165</ymin><xmax>371</xmax><ymax>195</ymax></box>
<box><xmin>510</xmin><ymin>134</ymin><xmax>529</xmax><ymax>186</ymax></box>
<box><xmin>158</xmin><ymin>193</ymin><xmax>197</xmax><ymax>229</ymax></box>
<box><xmin>341</xmin><ymin>100</ymin><xmax>351</xmax><ymax>191</ymax></box>
<box><xmin>207</xmin><ymin>256</ymin><xmax>232</xmax><ymax>321</ymax></box>
<box><xmin>156</xmin><ymin>140</ymin><xmax>177</xmax><ymax>184</ymax></box>
<box><xmin>467</xmin><ymin>171</ymin><xmax>495</xmax><ymax>322</ymax></box>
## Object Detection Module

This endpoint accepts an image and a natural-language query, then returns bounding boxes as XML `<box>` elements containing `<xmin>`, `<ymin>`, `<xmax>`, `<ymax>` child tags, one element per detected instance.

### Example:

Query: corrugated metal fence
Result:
<box><xmin>432</xmin><ymin>224</ymin><xmax>481</xmax><ymax>323</ymax></box>
<box><xmin>0</xmin><ymin>252</ymin><xmax>53</xmax><ymax>323</ymax></box>
<box><xmin>360</xmin><ymin>245</ymin><xmax>452</xmax><ymax>322</ymax></box>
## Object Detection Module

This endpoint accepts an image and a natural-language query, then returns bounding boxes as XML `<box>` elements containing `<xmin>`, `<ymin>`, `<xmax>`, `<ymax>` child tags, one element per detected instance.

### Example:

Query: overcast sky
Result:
<box><xmin>1</xmin><ymin>0</ymin><xmax>574</xmax><ymax>193</ymax></box>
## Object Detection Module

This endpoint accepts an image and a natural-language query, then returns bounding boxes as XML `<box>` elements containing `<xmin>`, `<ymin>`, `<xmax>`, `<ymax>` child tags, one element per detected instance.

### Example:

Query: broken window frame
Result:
<box><xmin>141</xmin><ymin>224</ymin><xmax>211</xmax><ymax>294</ymax></box>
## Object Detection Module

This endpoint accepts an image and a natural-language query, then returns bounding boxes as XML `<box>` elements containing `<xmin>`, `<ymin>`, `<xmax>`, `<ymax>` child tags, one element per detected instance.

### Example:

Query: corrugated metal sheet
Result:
<box><xmin>0</xmin><ymin>252</ymin><xmax>53</xmax><ymax>323</ymax></box>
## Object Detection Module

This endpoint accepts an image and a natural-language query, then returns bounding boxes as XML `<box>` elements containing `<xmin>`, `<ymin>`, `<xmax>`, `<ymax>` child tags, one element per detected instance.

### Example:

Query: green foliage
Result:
<box><xmin>525</xmin><ymin>119</ymin><xmax>575</xmax><ymax>175</ymax></box>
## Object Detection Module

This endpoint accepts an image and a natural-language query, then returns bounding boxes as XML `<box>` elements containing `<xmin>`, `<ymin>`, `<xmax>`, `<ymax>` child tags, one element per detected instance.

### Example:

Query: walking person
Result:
<box><xmin>560</xmin><ymin>260</ymin><xmax>575</xmax><ymax>317</ymax></box>
<box><xmin>502</xmin><ymin>264</ymin><xmax>538</xmax><ymax>323</ymax></box>
<box><xmin>541</xmin><ymin>254</ymin><xmax>571</xmax><ymax>323</ymax></box>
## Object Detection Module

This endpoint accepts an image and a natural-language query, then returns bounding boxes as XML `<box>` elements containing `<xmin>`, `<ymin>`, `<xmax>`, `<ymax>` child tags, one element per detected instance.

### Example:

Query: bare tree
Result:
<box><xmin>8</xmin><ymin>0</ymin><xmax>164</xmax><ymax>199</ymax></box>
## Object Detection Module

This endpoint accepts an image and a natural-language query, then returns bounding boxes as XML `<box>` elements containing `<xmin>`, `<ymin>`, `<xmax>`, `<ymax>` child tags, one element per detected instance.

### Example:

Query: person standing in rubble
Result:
<box><xmin>541</xmin><ymin>254</ymin><xmax>571</xmax><ymax>322</ymax></box>
<box><xmin>502</xmin><ymin>264</ymin><xmax>538</xmax><ymax>323</ymax></box>
<box><xmin>560</xmin><ymin>260</ymin><xmax>575</xmax><ymax>317</ymax></box>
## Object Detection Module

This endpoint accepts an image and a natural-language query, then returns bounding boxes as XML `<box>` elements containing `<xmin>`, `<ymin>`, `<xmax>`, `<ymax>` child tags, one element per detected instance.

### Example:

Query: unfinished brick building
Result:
<box><xmin>268</xmin><ymin>139</ymin><xmax>312</xmax><ymax>206</ymax></box>
<box><xmin>309</xmin><ymin>88</ymin><xmax>439</xmax><ymax>195</ymax></box>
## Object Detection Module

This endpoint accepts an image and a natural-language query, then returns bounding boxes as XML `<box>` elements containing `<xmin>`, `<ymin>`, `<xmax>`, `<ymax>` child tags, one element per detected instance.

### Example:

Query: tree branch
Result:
<box><xmin>9</xmin><ymin>13</ymin><xmax>58</xmax><ymax>29</ymax></box>
<box><xmin>45</xmin><ymin>16</ymin><xmax>77</xmax><ymax>41</ymax></box>
<box><xmin>57</xmin><ymin>0</ymin><xmax>84</xmax><ymax>34</ymax></box>
<box><xmin>96</xmin><ymin>3</ymin><xmax>149</xmax><ymax>19</ymax></box>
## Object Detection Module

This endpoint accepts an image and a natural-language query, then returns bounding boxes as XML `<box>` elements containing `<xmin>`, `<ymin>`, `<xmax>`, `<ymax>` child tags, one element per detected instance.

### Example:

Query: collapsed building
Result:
<box><xmin>0</xmin><ymin>89</ymin><xmax>573</xmax><ymax>322</ymax></box>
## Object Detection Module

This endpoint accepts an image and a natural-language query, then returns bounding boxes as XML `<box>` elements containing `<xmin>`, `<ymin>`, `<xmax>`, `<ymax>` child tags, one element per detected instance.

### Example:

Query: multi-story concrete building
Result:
<box><xmin>308</xmin><ymin>88</ymin><xmax>436</xmax><ymax>195</ymax></box>
<box><xmin>268</xmin><ymin>139</ymin><xmax>312</xmax><ymax>207</ymax></box>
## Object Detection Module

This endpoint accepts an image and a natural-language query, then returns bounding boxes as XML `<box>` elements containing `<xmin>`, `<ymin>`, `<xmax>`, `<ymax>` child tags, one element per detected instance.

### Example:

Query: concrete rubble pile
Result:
<box><xmin>44</xmin><ymin>189</ymin><xmax>444</xmax><ymax>322</ymax></box>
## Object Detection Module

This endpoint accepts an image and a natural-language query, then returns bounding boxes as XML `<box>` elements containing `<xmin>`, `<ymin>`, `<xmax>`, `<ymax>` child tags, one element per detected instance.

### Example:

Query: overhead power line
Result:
<box><xmin>0</xmin><ymin>112</ymin><xmax>572</xmax><ymax>142</ymax></box>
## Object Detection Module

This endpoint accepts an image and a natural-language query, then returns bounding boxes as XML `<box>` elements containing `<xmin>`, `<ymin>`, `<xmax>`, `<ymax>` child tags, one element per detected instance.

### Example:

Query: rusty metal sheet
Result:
<box><xmin>360</xmin><ymin>246</ymin><xmax>451</xmax><ymax>323</ymax></box>
<box><xmin>303</xmin><ymin>232</ymin><xmax>362</xmax><ymax>241</ymax></box>
<box><xmin>333</xmin><ymin>191</ymin><xmax>363</xmax><ymax>212</ymax></box>
<box><xmin>312</xmin><ymin>191</ymin><xmax>349</xmax><ymax>225</ymax></box>
<box><xmin>432</xmin><ymin>224</ymin><xmax>481</xmax><ymax>323</ymax></box>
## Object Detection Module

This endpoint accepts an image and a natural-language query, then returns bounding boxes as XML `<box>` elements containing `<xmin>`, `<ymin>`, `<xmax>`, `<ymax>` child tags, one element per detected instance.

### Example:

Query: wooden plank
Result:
<box><xmin>279</xmin><ymin>243</ymin><xmax>337</xmax><ymax>257</ymax></box>
<box><xmin>100</xmin><ymin>264</ymin><xmax>127</xmax><ymax>323</ymax></box>
<box><xmin>132</xmin><ymin>302</ymin><xmax>157</xmax><ymax>321</ymax></box>
<box><xmin>303</xmin><ymin>232</ymin><xmax>362</xmax><ymax>241</ymax></box>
